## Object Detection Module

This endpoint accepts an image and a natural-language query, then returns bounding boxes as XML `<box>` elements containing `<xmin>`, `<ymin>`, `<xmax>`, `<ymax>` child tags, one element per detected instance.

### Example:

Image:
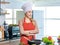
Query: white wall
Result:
<box><xmin>1</xmin><ymin>0</ymin><xmax>60</xmax><ymax>9</ymax></box>
<box><xmin>0</xmin><ymin>15</ymin><xmax>5</xmax><ymax>26</ymax></box>
<box><xmin>44</xmin><ymin>6</ymin><xmax>60</xmax><ymax>36</ymax></box>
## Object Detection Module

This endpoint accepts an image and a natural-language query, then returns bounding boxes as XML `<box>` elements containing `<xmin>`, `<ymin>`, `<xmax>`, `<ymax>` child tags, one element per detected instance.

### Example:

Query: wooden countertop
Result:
<box><xmin>0</xmin><ymin>39</ymin><xmax>20</xmax><ymax>45</ymax></box>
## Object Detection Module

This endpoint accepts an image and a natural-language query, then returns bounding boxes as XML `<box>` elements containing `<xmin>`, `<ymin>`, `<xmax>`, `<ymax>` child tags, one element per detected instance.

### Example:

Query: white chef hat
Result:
<box><xmin>22</xmin><ymin>2</ymin><xmax>33</xmax><ymax>13</ymax></box>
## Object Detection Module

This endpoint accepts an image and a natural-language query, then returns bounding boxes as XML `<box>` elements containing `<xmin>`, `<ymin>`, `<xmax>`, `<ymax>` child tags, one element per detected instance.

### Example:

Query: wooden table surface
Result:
<box><xmin>0</xmin><ymin>39</ymin><xmax>20</xmax><ymax>45</ymax></box>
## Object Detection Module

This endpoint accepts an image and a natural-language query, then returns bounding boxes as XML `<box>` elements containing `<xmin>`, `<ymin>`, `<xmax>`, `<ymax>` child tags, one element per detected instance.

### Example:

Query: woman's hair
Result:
<box><xmin>29</xmin><ymin>18</ymin><xmax>33</xmax><ymax>22</ymax></box>
<box><xmin>25</xmin><ymin>14</ymin><xmax>33</xmax><ymax>22</ymax></box>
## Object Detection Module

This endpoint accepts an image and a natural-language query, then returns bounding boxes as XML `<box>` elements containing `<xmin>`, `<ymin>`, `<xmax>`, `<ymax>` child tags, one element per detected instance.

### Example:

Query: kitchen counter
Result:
<box><xmin>0</xmin><ymin>38</ymin><xmax>20</xmax><ymax>45</ymax></box>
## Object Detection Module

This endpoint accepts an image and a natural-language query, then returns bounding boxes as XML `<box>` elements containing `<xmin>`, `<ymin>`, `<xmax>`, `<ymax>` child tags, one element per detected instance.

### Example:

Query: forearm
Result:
<box><xmin>21</xmin><ymin>30</ymin><xmax>33</xmax><ymax>36</ymax></box>
<box><xmin>29</xmin><ymin>30</ymin><xmax>39</xmax><ymax>34</ymax></box>
<box><xmin>20</xmin><ymin>31</ymin><xmax>28</xmax><ymax>34</ymax></box>
<box><xmin>21</xmin><ymin>31</ymin><xmax>35</xmax><ymax>36</ymax></box>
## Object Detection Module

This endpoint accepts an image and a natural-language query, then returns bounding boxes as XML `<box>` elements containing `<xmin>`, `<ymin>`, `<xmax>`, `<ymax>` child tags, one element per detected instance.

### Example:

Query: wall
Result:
<box><xmin>0</xmin><ymin>15</ymin><xmax>5</xmax><ymax>26</ymax></box>
<box><xmin>1</xmin><ymin>0</ymin><xmax>60</xmax><ymax>9</ymax></box>
<box><xmin>33</xmin><ymin>10</ymin><xmax>44</xmax><ymax>39</ymax></box>
<box><xmin>16</xmin><ymin>11</ymin><xmax>24</xmax><ymax>24</ymax></box>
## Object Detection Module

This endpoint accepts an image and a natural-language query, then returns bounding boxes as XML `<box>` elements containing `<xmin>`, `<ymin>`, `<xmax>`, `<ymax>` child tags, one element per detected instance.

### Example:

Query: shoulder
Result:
<box><xmin>18</xmin><ymin>19</ymin><xmax>24</xmax><ymax>25</ymax></box>
<box><xmin>32</xmin><ymin>19</ymin><xmax>36</xmax><ymax>23</ymax></box>
<box><xmin>32</xmin><ymin>19</ymin><xmax>37</xmax><ymax>24</ymax></box>
<box><xmin>18</xmin><ymin>19</ymin><xmax>24</xmax><ymax>23</ymax></box>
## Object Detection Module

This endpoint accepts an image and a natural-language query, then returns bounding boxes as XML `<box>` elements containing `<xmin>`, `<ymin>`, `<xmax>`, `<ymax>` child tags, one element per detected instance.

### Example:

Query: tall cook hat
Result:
<box><xmin>22</xmin><ymin>2</ymin><xmax>33</xmax><ymax>13</ymax></box>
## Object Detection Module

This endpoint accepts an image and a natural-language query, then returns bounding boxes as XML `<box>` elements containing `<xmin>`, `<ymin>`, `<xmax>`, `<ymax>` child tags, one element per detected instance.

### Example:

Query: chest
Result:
<box><xmin>23</xmin><ymin>22</ymin><xmax>35</xmax><ymax>30</ymax></box>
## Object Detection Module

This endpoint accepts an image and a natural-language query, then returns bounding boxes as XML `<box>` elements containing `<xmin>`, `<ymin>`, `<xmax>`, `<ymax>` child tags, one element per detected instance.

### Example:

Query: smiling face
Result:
<box><xmin>25</xmin><ymin>10</ymin><xmax>32</xmax><ymax>18</ymax></box>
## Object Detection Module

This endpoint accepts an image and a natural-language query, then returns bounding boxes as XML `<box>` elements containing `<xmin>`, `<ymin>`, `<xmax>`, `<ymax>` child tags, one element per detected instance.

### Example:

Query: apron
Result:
<box><xmin>20</xmin><ymin>18</ymin><xmax>35</xmax><ymax>45</ymax></box>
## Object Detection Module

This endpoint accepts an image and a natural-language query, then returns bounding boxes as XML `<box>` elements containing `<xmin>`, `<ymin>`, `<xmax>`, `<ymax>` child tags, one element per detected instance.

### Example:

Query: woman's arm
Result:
<box><xmin>18</xmin><ymin>20</ymin><xmax>30</xmax><ymax>36</ymax></box>
<box><xmin>29</xmin><ymin>20</ymin><xmax>39</xmax><ymax>34</ymax></box>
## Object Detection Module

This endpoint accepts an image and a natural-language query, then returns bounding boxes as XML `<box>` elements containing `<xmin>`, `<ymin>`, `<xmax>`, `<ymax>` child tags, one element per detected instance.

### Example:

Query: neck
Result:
<box><xmin>24</xmin><ymin>16</ymin><xmax>31</xmax><ymax>23</ymax></box>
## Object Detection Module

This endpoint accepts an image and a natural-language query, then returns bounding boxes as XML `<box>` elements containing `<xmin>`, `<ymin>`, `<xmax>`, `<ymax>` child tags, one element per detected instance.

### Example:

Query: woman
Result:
<box><xmin>18</xmin><ymin>2</ymin><xmax>39</xmax><ymax>45</ymax></box>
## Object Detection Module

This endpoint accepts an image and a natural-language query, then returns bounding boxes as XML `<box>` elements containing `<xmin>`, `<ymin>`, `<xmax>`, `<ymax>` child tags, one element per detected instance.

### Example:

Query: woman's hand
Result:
<box><xmin>29</xmin><ymin>30</ymin><xmax>39</xmax><ymax>34</ymax></box>
<box><xmin>25</xmin><ymin>31</ymin><xmax>35</xmax><ymax>36</ymax></box>
<box><xmin>24</xmin><ymin>31</ymin><xmax>30</xmax><ymax>36</ymax></box>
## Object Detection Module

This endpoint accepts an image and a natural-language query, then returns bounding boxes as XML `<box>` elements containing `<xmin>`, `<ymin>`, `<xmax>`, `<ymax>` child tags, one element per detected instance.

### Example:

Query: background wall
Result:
<box><xmin>1</xmin><ymin>0</ymin><xmax>60</xmax><ymax>9</ymax></box>
<box><xmin>0</xmin><ymin>15</ymin><xmax>5</xmax><ymax>26</ymax></box>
